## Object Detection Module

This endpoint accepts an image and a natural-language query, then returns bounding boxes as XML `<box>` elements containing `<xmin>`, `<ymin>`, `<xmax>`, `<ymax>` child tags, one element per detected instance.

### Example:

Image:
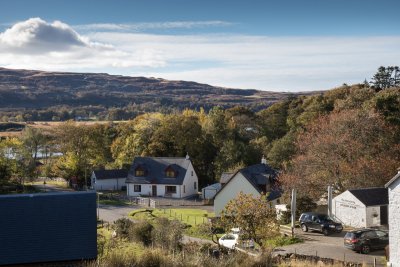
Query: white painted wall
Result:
<box><xmin>214</xmin><ymin>173</ymin><xmax>260</xmax><ymax>215</ymax></box>
<box><xmin>388</xmin><ymin>177</ymin><xmax>400</xmax><ymax>267</ymax></box>
<box><xmin>332</xmin><ymin>191</ymin><xmax>366</xmax><ymax>228</ymax></box>
<box><xmin>181</xmin><ymin>162</ymin><xmax>199</xmax><ymax>198</ymax></box>
<box><xmin>92</xmin><ymin>173</ymin><xmax>126</xmax><ymax>191</ymax></box>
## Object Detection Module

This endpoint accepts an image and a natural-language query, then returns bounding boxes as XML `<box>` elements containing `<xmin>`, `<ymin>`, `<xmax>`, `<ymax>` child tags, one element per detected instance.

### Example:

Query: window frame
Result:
<box><xmin>165</xmin><ymin>185</ymin><xmax>177</xmax><ymax>194</ymax></box>
<box><xmin>134</xmin><ymin>185</ymin><xmax>141</xmax><ymax>192</ymax></box>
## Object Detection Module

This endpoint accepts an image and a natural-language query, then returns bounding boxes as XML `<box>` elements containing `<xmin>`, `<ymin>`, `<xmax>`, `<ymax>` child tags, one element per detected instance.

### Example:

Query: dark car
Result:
<box><xmin>344</xmin><ymin>228</ymin><xmax>389</xmax><ymax>254</ymax></box>
<box><xmin>299</xmin><ymin>212</ymin><xmax>343</xmax><ymax>236</ymax></box>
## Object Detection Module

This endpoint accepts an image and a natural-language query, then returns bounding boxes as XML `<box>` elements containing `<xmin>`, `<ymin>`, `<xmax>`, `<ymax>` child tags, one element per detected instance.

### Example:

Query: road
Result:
<box><xmin>275</xmin><ymin>229</ymin><xmax>386</xmax><ymax>266</ymax></box>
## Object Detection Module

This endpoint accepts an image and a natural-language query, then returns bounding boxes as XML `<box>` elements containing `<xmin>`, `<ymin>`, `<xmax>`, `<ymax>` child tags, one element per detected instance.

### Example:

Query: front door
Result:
<box><xmin>380</xmin><ymin>206</ymin><xmax>388</xmax><ymax>225</ymax></box>
<box><xmin>152</xmin><ymin>185</ymin><xmax>157</xmax><ymax>196</ymax></box>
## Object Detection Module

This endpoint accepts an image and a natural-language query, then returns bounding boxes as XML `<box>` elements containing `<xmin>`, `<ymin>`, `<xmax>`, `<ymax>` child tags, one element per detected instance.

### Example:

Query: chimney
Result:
<box><xmin>261</xmin><ymin>155</ymin><xmax>267</xmax><ymax>165</ymax></box>
<box><xmin>185</xmin><ymin>153</ymin><xmax>190</xmax><ymax>160</ymax></box>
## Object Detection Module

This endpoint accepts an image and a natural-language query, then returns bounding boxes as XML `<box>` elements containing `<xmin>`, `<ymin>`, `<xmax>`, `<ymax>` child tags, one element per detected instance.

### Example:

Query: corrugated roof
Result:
<box><xmin>126</xmin><ymin>157</ymin><xmax>191</xmax><ymax>185</ymax></box>
<box><xmin>93</xmin><ymin>169</ymin><xmax>128</xmax><ymax>180</ymax></box>
<box><xmin>220</xmin><ymin>172</ymin><xmax>234</xmax><ymax>184</ymax></box>
<box><xmin>0</xmin><ymin>192</ymin><xmax>97</xmax><ymax>265</ymax></box>
<box><xmin>348</xmin><ymin>187</ymin><xmax>388</xmax><ymax>206</ymax></box>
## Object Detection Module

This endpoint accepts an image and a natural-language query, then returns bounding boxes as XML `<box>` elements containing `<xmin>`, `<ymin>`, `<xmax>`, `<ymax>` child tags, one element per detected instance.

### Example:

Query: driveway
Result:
<box><xmin>275</xmin><ymin>228</ymin><xmax>386</xmax><ymax>266</ymax></box>
<box><xmin>98</xmin><ymin>204</ymin><xmax>137</xmax><ymax>223</ymax></box>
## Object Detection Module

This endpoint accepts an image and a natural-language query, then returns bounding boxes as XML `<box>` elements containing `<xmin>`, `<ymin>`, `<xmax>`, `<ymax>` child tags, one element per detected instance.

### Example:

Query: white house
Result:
<box><xmin>91</xmin><ymin>169</ymin><xmax>128</xmax><ymax>191</ymax></box>
<box><xmin>332</xmin><ymin>188</ymin><xmax>388</xmax><ymax>228</ymax></box>
<box><xmin>214</xmin><ymin>158</ymin><xmax>281</xmax><ymax>216</ymax></box>
<box><xmin>202</xmin><ymin>183</ymin><xmax>221</xmax><ymax>200</ymax></box>
<box><xmin>125</xmin><ymin>155</ymin><xmax>198</xmax><ymax>199</ymax></box>
<box><xmin>385</xmin><ymin>170</ymin><xmax>400</xmax><ymax>267</ymax></box>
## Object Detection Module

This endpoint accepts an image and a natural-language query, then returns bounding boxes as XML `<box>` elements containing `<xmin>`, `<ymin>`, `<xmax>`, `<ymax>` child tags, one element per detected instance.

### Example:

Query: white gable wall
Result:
<box><xmin>388</xmin><ymin>177</ymin><xmax>400</xmax><ymax>267</ymax></box>
<box><xmin>180</xmin><ymin>161</ymin><xmax>199</xmax><ymax>198</ymax></box>
<box><xmin>332</xmin><ymin>191</ymin><xmax>366</xmax><ymax>228</ymax></box>
<box><xmin>214</xmin><ymin>173</ymin><xmax>260</xmax><ymax>216</ymax></box>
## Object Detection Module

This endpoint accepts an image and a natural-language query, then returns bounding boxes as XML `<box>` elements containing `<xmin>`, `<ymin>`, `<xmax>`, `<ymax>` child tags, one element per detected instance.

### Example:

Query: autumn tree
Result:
<box><xmin>281</xmin><ymin>109</ymin><xmax>400</xmax><ymax>200</ymax></box>
<box><xmin>220</xmin><ymin>192</ymin><xmax>279</xmax><ymax>247</ymax></box>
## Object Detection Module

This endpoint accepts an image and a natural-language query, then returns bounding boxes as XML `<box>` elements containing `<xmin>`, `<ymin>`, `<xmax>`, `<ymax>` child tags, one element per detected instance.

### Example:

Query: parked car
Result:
<box><xmin>218</xmin><ymin>233</ymin><xmax>238</xmax><ymax>249</ymax></box>
<box><xmin>344</xmin><ymin>228</ymin><xmax>389</xmax><ymax>254</ymax></box>
<box><xmin>299</xmin><ymin>212</ymin><xmax>343</xmax><ymax>236</ymax></box>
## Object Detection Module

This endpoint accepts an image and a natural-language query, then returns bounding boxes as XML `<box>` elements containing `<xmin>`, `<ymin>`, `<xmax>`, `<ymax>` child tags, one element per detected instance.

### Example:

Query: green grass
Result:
<box><xmin>99</xmin><ymin>199</ymin><xmax>131</xmax><ymax>206</ymax></box>
<box><xmin>130</xmin><ymin>208</ymin><xmax>214</xmax><ymax>226</ymax></box>
<box><xmin>129</xmin><ymin>208</ymin><xmax>215</xmax><ymax>240</ymax></box>
<box><xmin>263</xmin><ymin>235</ymin><xmax>303</xmax><ymax>247</ymax></box>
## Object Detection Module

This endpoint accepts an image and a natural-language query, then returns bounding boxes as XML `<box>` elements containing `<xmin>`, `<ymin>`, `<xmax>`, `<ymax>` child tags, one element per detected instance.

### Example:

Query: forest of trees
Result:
<box><xmin>1</xmin><ymin>68</ymin><xmax>399</xmax><ymax>200</ymax></box>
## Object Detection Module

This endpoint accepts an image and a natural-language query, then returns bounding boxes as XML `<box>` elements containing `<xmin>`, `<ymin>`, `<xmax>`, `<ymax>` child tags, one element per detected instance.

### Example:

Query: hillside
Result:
<box><xmin>0</xmin><ymin>68</ymin><xmax>314</xmax><ymax>120</ymax></box>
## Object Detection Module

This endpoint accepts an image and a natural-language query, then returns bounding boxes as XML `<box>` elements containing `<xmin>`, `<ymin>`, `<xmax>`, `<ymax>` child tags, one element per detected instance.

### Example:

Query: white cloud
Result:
<box><xmin>74</xmin><ymin>21</ymin><xmax>233</xmax><ymax>32</ymax></box>
<box><xmin>1</xmin><ymin>18</ymin><xmax>400</xmax><ymax>91</ymax></box>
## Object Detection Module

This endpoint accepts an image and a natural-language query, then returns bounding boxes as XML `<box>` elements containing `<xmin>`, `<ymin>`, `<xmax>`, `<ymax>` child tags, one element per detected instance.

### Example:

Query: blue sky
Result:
<box><xmin>0</xmin><ymin>0</ymin><xmax>399</xmax><ymax>91</ymax></box>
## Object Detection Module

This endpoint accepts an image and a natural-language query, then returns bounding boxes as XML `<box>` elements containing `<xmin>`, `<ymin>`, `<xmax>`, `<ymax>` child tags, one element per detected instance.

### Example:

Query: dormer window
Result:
<box><xmin>135</xmin><ymin>166</ymin><xmax>145</xmax><ymax>177</ymax></box>
<box><xmin>165</xmin><ymin>166</ymin><xmax>177</xmax><ymax>178</ymax></box>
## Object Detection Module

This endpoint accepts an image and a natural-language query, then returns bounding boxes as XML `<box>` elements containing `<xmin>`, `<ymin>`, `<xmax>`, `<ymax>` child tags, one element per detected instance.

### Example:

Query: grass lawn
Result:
<box><xmin>130</xmin><ymin>208</ymin><xmax>215</xmax><ymax>240</ymax></box>
<box><xmin>130</xmin><ymin>208</ymin><xmax>214</xmax><ymax>226</ymax></box>
<box><xmin>99</xmin><ymin>199</ymin><xmax>131</xmax><ymax>206</ymax></box>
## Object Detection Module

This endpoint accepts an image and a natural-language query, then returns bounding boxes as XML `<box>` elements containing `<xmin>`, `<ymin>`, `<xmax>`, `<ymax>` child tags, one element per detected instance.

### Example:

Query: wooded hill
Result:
<box><xmin>0</xmin><ymin>67</ymin><xmax>313</xmax><ymax>121</ymax></box>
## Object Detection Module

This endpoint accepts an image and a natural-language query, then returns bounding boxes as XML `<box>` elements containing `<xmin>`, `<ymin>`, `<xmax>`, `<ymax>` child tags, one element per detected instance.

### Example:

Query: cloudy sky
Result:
<box><xmin>1</xmin><ymin>0</ymin><xmax>400</xmax><ymax>92</ymax></box>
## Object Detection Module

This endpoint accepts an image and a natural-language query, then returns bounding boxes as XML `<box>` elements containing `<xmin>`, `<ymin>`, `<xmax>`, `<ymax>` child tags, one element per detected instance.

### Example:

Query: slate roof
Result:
<box><xmin>93</xmin><ymin>169</ymin><xmax>128</xmax><ymax>180</ymax></box>
<box><xmin>215</xmin><ymin>163</ymin><xmax>281</xmax><ymax>201</ymax></box>
<box><xmin>0</xmin><ymin>192</ymin><xmax>97</xmax><ymax>265</ymax></box>
<box><xmin>126</xmin><ymin>157</ymin><xmax>191</xmax><ymax>185</ymax></box>
<box><xmin>220</xmin><ymin>172</ymin><xmax>234</xmax><ymax>184</ymax></box>
<box><xmin>348</xmin><ymin>187</ymin><xmax>388</xmax><ymax>206</ymax></box>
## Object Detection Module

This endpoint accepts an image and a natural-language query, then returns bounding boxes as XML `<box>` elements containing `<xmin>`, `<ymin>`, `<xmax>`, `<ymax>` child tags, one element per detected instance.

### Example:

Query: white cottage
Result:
<box><xmin>214</xmin><ymin>158</ymin><xmax>281</xmax><ymax>216</ymax></box>
<box><xmin>332</xmin><ymin>188</ymin><xmax>388</xmax><ymax>228</ymax></box>
<box><xmin>385</xmin><ymin>170</ymin><xmax>400</xmax><ymax>267</ymax></box>
<box><xmin>126</xmin><ymin>155</ymin><xmax>198</xmax><ymax>199</ymax></box>
<box><xmin>91</xmin><ymin>169</ymin><xmax>128</xmax><ymax>191</ymax></box>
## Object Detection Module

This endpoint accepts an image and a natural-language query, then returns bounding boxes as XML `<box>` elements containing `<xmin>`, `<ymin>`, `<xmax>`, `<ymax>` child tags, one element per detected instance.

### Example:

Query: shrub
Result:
<box><xmin>114</xmin><ymin>218</ymin><xmax>134</xmax><ymax>239</ymax></box>
<box><xmin>152</xmin><ymin>218</ymin><xmax>184</xmax><ymax>251</ymax></box>
<box><xmin>130</xmin><ymin>220</ymin><xmax>154</xmax><ymax>246</ymax></box>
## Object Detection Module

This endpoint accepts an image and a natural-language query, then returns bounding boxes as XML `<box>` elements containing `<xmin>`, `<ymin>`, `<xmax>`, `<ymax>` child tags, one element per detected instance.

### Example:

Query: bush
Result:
<box><xmin>138</xmin><ymin>249</ymin><xmax>173</xmax><ymax>267</ymax></box>
<box><xmin>152</xmin><ymin>218</ymin><xmax>184</xmax><ymax>251</ymax></box>
<box><xmin>114</xmin><ymin>218</ymin><xmax>134</xmax><ymax>239</ymax></box>
<box><xmin>130</xmin><ymin>220</ymin><xmax>154</xmax><ymax>246</ymax></box>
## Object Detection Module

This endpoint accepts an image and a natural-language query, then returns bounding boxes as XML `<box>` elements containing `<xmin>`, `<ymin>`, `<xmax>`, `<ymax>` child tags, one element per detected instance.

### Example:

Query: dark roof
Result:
<box><xmin>126</xmin><ymin>157</ymin><xmax>191</xmax><ymax>185</ymax></box>
<box><xmin>220</xmin><ymin>172</ymin><xmax>234</xmax><ymax>184</ymax></box>
<box><xmin>215</xmin><ymin>163</ymin><xmax>281</xmax><ymax>201</ymax></box>
<box><xmin>385</xmin><ymin>171</ymin><xmax>400</xmax><ymax>188</ymax></box>
<box><xmin>0</xmin><ymin>192</ymin><xmax>97</xmax><ymax>265</ymax></box>
<box><xmin>93</xmin><ymin>169</ymin><xmax>128</xmax><ymax>180</ymax></box>
<box><xmin>348</xmin><ymin>187</ymin><xmax>388</xmax><ymax>206</ymax></box>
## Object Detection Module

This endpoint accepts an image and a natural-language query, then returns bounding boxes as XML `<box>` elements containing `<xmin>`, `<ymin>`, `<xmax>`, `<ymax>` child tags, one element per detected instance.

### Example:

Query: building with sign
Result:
<box><xmin>332</xmin><ymin>188</ymin><xmax>388</xmax><ymax>228</ymax></box>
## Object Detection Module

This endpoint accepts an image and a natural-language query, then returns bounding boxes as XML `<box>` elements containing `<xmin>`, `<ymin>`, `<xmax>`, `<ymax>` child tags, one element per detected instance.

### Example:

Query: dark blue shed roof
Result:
<box><xmin>0</xmin><ymin>191</ymin><xmax>97</xmax><ymax>265</ymax></box>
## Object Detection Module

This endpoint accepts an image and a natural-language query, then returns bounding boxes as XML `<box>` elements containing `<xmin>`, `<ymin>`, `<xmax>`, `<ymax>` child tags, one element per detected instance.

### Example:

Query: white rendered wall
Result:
<box><xmin>388</xmin><ymin>178</ymin><xmax>400</xmax><ymax>267</ymax></box>
<box><xmin>332</xmin><ymin>191</ymin><xmax>366</xmax><ymax>228</ymax></box>
<box><xmin>214</xmin><ymin>173</ymin><xmax>260</xmax><ymax>216</ymax></box>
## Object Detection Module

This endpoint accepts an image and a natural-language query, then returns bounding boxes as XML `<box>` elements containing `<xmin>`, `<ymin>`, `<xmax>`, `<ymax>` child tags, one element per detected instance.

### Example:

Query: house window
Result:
<box><xmin>134</xmin><ymin>185</ymin><xmax>141</xmax><ymax>192</ymax></box>
<box><xmin>135</xmin><ymin>168</ymin><xmax>145</xmax><ymax>177</ymax></box>
<box><xmin>183</xmin><ymin>185</ymin><xmax>186</xmax><ymax>193</ymax></box>
<box><xmin>165</xmin><ymin>186</ymin><xmax>177</xmax><ymax>194</ymax></box>
<box><xmin>194</xmin><ymin>182</ymin><xmax>197</xmax><ymax>190</ymax></box>
<box><xmin>191</xmin><ymin>171</ymin><xmax>193</xmax><ymax>176</ymax></box>
<box><xmin>166</xmin><ymin>170</ymin><xmax>176</xmax><ymax>178</ymax></box>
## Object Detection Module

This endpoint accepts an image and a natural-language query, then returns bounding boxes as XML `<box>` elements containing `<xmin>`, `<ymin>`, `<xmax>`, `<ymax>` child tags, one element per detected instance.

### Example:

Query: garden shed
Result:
<box><xmin>332</xmin><ymin>187</ymin><xmax>388</xmax><ymax>228</ymax></box>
